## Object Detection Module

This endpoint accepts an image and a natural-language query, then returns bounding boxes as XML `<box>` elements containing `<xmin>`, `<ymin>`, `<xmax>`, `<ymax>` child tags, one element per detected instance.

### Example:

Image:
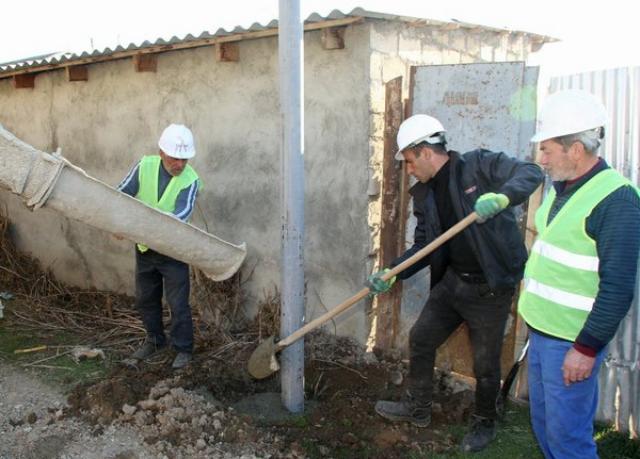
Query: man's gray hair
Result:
<box><xmin>556</xmin><ymin>127</ymin><xmax>604</xmax><ymax>154</ymax></box>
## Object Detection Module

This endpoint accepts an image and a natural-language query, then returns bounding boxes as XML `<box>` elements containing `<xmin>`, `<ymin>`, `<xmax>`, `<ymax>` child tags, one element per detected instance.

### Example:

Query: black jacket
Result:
<box><xmin>391</xmin><ymin>149</ymin><xmax>544</xmax><ymax>290</ymax></box>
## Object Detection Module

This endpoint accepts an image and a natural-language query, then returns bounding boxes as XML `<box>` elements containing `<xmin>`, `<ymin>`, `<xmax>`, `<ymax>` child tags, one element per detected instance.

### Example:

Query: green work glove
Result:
<box><xmin>367</xmin><ymin>268</ymin><xmax>396</xmax><ymax>295</ymax></box>
<box><xmin>474</xmin><ymin>193</ymin><xmax>510</xmax><ymax>219</ymax></box>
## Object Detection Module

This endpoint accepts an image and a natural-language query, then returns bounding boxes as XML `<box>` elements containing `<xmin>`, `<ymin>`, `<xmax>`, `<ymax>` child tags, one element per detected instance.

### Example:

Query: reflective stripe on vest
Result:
<box><xmin>135</xmin><ymin>155</ymin><xmax>199</xmax><ymax>252</ymax></box>
<box><xmin>518</xmin><ymin>168</ymin><xmax>635</xmax><ymax>341</ymax></box>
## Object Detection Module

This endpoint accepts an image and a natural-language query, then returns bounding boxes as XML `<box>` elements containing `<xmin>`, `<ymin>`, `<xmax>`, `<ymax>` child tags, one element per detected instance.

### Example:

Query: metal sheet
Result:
<box><xmin>411</xmin><ymin>62</ymin><xmax>535</xmax><ymax>159</ymax></box>
<box><xmin>400</xmin><ymin>62</ymin><xmax>538</xmax><ymax>376</ymax></box>
<box><xmin>549</xmin><ymin>66</ymin><xmax>640</xmax><ymax>437</ymax></box>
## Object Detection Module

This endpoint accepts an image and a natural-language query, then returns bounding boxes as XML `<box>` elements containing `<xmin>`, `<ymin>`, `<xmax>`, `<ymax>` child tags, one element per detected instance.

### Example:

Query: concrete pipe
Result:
<box><xmin>0</xmin><ymin>125</ymin><xmax>246</xmax><ymax>281</ymax></box>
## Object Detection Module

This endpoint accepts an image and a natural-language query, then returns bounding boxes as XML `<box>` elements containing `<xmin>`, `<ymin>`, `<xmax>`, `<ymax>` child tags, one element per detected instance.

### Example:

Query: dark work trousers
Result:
<box><xmin>135</xmin><ymin>249</ymin><xmax>193</xmax><ymax>353</ymax></box>
<box><xmin>408</xmin><ymin>267</ymin><xmax>513</xmax><ymax>419</ymax></box>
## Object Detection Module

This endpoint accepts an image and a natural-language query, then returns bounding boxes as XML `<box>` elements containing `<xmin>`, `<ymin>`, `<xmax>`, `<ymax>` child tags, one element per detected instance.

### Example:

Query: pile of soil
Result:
<box><xmin>64</xmin><ymin>333</ymin><xmax>476</xmax><ymax>458</ymax></box>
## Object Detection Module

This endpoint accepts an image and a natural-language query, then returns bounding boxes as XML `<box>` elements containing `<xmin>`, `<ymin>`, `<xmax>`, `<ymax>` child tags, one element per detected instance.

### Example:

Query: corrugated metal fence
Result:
<box><xmin>549</xmin><ymin>66</ymin><xmax>640</xmax><ymax>437</ymax></box>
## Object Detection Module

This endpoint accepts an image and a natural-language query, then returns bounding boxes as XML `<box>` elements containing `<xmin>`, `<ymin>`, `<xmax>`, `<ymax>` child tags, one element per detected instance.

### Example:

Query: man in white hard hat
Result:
<box><xmin>369</xmin><ymin>114</ymin><xmax>544</xmax><ymax>452</ymax></box>
<box><xmin>518</xmin><ymin>90</ymin><xmax>640</xmax><ymax>458</ymax></box>
<box><xmin>118</xmin><ymin>124</ymin><xmax>201</xmax><ymax>370</ymax></box>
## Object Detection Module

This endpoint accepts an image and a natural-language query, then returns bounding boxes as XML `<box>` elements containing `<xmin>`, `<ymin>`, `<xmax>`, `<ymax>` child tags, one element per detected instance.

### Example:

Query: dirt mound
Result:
<box><xmin>66</xmin><ymin>333</ymin><xmax>475</xmax><ymax>458</ymax></box>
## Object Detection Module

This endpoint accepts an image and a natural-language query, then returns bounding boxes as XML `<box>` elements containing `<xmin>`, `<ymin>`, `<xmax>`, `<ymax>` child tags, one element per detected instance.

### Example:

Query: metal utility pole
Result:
<box><xmin>278</xmin><ymin>0</ymin><xmax>304</xmax><ymax>413</ymax></box>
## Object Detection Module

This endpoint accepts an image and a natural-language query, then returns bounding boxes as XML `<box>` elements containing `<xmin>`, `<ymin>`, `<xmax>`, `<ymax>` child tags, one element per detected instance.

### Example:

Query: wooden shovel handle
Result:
<box><xmin>277</xmin><ymin>212</ymin><xmax>479</xmax><ymax>349</ymax></box>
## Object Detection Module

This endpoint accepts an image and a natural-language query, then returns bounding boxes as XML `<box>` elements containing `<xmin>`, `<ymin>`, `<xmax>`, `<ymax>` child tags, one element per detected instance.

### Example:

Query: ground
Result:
<box><xmin>0</xmin><ymin>324</ymin><xmax>539</xmax><ymax>459</ymax></box>
<box><xmin>2</xmin><ymin>304</ymin><xmax>640</xmax><ymax>459</ymax></box>
<box><xmin>0</xmin><ymin>215</ymin><xmax>638</xmax><ymax>459</ymax></box>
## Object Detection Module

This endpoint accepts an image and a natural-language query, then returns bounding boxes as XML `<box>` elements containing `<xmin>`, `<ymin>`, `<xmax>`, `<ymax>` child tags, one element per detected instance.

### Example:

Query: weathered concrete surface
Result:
<box><xmin>0</xmin><ymin>25</ymin><xmax>373</xmax><ymax>341</ymax></box>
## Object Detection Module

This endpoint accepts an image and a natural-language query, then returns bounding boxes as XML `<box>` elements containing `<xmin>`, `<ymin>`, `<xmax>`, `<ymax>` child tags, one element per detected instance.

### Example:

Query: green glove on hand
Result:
<box><xmin>367</xmin><ymin>268</ymin><xmax>396</xmax><ymax>295</ymax></box>
<box><xmin>474</xmin><ymin>193</ymin><xmax>510</xmax><ymax>219</ymax></box>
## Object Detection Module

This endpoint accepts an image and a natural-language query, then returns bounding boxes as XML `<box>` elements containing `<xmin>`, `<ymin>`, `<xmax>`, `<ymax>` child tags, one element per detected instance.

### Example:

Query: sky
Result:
<box><xmin>1</xmin><ymin>0</ymin><xmax>638</xmax><ymax>82</ymax></box>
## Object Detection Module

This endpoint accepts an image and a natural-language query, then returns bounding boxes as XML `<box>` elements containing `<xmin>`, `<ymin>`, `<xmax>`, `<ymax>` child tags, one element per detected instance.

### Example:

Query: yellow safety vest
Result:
<box><xmin>518</xmin><ymin>169</ymin><xmax>637</xmax><ymax>341</ymax></box>
<box><xmin>135</xmin><ymin>155</ymin><xmax>200</xmax><ymax>253</ymax></box>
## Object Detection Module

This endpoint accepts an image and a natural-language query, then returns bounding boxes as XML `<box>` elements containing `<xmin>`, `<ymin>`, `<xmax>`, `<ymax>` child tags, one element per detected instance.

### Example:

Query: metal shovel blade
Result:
<box><xmin>247</xmin><ymin>336</ymin><xmax>281</xmax><ymax>379</ymax></box>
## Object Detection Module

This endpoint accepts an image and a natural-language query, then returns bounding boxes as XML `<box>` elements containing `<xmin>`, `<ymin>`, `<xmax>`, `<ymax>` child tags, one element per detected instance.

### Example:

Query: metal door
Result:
<box><xmin>399</xmin><ymin>62</ymin><xmax>539</xmax><ymax>376</ymax></box>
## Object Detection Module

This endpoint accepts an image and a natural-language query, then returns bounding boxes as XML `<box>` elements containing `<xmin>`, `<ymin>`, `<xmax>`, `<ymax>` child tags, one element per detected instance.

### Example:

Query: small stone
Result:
<box><xmin>26</xmin><ymin>412</ymin><xmax>38</xmax><ymax>424</ymax></box>
<box><xmin>167</xmin><ymin>407</ymin><xmax>187</xmax><ymax>422</ymax></box>
<box><xmin>213</xmin><ymin>419</ymin><xmax>222</xmax><ymax>430</ymax></box>
<box><xmin>196</xmin><ymin>439</ymin><xmax>207</xmax><ymax>450</ymax></box>
<box><xmin>362</xmin><ymin>352</ymin><xmax>378</xmax><ymax>364</ymax></box>
<box><xmin>122</xmin><ymin>404</ymin><xmax>137</xmax><ymax>416</ymax></box>
<box><xmin>158</xmin><ymin>395</ymin><xmax>174</xmax><ymax>409</ymax></box>
<box><xmin>138</xmin><ymin>399</ymin><xmax>156</xmax><ymax>411</ymax></box>
<box><xmin>134</xmin><ymin>411</ymin><xmax>153</xmax><ymax>427</ymax></box>
<box><xmin>318</xmin><ymin>445</ymin><xmax>330</xmax><ymax>456</ymax></box>
<box><xmin>149</xmin><ymin>386</ymin><xmax>170</xmax><ymax>400</ymax></box>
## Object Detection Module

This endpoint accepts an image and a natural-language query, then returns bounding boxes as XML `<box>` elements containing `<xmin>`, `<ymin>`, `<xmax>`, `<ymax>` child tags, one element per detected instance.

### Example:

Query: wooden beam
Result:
<box><xmin>133</xmin><ymin>53</ymin><xmax>157</xmax><ymax>73</ymax></box>
<box><xmin>374</xmin><ymin>76</ymin><xmax>404</xmax><ymax>352</ymax></box>
<box><xmin>0</xmin><ymin>17</ymin><xmax>365</xmax><ymax>80</ymax></box>
<box><xmin>321</xmin><ymin>27</ymin><xmax>346</xmax><ymax>50</ymax></box>
<box><xmin>512</xmin><ymin>181</ymin><xmax>545</xmax><ymax>400</ymax></box>
<box><xmin>12</xmin><ymin>74</ymin><xmax>35</xmax><ymax>89</ymax></box>
<box><xmin>215</xmin><ymin>42</ymin><xmax>239</xmax><ymax>62</ymax></box>
<box><xmin>66</xmin><ymin>65</ymin><xmax>88</xmax><ymax>82</ymax></box>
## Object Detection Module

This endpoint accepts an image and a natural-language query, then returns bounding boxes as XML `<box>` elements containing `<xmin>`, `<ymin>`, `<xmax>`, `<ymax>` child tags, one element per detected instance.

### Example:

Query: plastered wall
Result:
<box><xmin>0</xmin><ymin>19</ymin><xmax>542</xmax><ymax>344</ymax></box>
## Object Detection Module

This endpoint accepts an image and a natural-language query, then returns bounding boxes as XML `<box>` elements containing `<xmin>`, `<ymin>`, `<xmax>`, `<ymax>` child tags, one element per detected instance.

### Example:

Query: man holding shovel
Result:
<box><xmin>117</xmin><ymin>124</ymin><xmax>201</xmax><ymax>370</ymax></box>
<box><xmin>370</xmin><ymin>114</ymin><xmax>543</xmax><ymax>452</ymax></box>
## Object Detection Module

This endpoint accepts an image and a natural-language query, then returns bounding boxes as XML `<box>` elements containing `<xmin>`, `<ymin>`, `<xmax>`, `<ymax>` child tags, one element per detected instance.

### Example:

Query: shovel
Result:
<box><xmin>498</xmin><ymin>338</ymin><xmax>529</xmax><ymax>406</ymax></box>
<box><xmin>248</xmin><ymin>212</ymin><xmax>479</xmax><ymax>379</ymax></box>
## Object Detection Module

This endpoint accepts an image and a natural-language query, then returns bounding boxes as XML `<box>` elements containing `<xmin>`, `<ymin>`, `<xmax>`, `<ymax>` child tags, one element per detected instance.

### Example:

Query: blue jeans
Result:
<box><xmin>527</xmin><ymin>331</ymin><xmax>606</xmax><ymax>459</ymax></box>
<box><xmin>135</xmin><ymin>249</ymin><xmax>193</xmax><ymax>353</ymax></box>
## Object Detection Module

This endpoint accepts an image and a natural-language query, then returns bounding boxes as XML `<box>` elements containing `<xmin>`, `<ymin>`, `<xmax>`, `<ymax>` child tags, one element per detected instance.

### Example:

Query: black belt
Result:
<box><xmin>454</xmin><ymin>270</ymin><xmax>487</xmax><ymax>284</ymax></box>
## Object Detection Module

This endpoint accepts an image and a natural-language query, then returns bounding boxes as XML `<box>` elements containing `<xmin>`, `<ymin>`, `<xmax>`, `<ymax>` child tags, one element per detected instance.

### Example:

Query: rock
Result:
<box><xmin>158</xmin><ymin>395</ymin><xmax>174</xmax><ymax>410</ymax></box>
<box><xmin>318</xmin><ymin>445</ymin><xmax>331</xmax><ymax>456</ymax></box>
<box><xmin>166</xmin><ymin>407</ymin><xmax>187</xmax><ymax>422</ymax></box>
<box><xmin>149</xmin><ymin>385</ymin><xmax>170</xmax><ymax>400</ymax></box>
<box><xmin>196</xmin><ymin>438</ymin><xmax>207</xmax><ymax>450</ymax></box>
<box><xmin>138</xmin><ymin>399</ymin><xmax>157</xmax><ymax>411</ymax></box>
<box><xmin>122</xmin><ymin>404</ymin><xmax>137</xmax><ymax>416</ymax></box>
<box><xmin>169</xmin><ymin>387</ymin><xmax>185</xmax><ymax>398</ymax></box>
<box><xmin>134</xmin><ymin>410</ymin><xmax>153</xmax><ymax>427</ymax></box>
<box><xmin>213</xmin><ymin>419</ymin><xmax>223</xmax><ymax>430</ymax></box>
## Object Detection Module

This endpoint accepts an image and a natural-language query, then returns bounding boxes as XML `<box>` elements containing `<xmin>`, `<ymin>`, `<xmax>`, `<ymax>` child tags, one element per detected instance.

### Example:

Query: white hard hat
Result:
<box><xmin>158</xmin><ymin>124</ymin><xmax>196</xmax><ymax>159</ymax></box>
<box><xmin>531</xmin><ymin>90</ymin><xmax>607</xmax><ymax>143</ymax></box>
<box><xmin>395</xmin><ymin>114</ymin><xmax>446</xmax><ymax>160</ymax></box>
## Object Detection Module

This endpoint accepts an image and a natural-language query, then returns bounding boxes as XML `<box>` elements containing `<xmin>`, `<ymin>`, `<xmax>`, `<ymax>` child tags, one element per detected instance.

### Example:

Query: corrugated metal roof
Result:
<box><xmin>0</xmin><ymin>7</ymin><xmax>556</xmax><ymax>77</ymax></box>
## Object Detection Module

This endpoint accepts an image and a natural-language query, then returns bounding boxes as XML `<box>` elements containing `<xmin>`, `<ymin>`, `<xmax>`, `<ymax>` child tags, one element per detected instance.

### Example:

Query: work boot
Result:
<box><xmin>461</xmin><ymin>414</ymin><xmax>497</xmax><ymax>452</ymax></box>
<box><xmin>374</xmin><ymin>394</ymin><xmax>431</xmax><ymax>427</ymax></box>
<box><xmin>172</xmin><ymin>352</ymin><xmax>192</xmax><ymax>370</ymax></box>
<box><xmin>131</xmin><ymin>340</ymin><xmax>167</xmax><ymax>360</ymax></box>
